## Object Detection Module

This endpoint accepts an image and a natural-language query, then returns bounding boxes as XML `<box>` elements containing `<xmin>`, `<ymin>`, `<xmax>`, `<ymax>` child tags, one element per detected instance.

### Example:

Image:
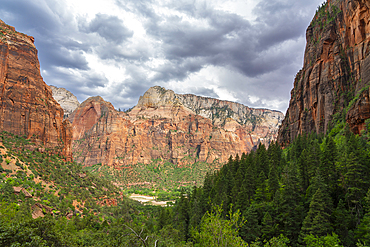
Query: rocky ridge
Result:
<box><xmin>70</xmin><ymin>86</ymin><xmax>283</xmax><ymax>169</ymax></box>
<box><xmin>278</xmin><ymin>0</ymin><xmax>370</xmax><ymax>144</ymax></box>
<box><xmin>50</xmin><ymin>85</ymin><xmax>80</xmax><ymax>119</ymax></box>
<box><xmin>0</xmin><ymin>20</ymin><xmax>72</xmax><ymax>158</ymax></box>
<box><xmin>136</xmin><ymin>86</ymin><xmax>283</xmax><ymax>135</ymax></box>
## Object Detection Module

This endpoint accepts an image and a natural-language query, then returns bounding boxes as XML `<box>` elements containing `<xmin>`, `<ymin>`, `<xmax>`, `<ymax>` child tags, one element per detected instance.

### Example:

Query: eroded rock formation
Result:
<box><xmin>278</xmin><ymin>0</ymin><xmax>370</xmax><ymax>144</ymax></box>
<box><xmin>0</xmin><ymin>20</ymin><xmax>72</xmax><ymax>158</ymax></box>
<box><xmin>70</xmin><ymin>86</ymin><xmax>283</xmax><ymax>167</ymax></box>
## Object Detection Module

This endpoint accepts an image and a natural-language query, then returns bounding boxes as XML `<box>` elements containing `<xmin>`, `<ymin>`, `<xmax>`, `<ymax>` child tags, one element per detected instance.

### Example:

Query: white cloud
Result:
<box><xmin>1</xmin><ymin>0</ymin><xmax>324</xmax><ymax>113</ymax></box>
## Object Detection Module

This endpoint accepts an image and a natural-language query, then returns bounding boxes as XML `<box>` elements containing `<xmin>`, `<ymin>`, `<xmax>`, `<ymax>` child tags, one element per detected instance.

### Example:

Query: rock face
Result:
<box><xmin>70</xmin><ymin>86</ymin><xmax>283</xmax><ymax>167</ymax></box>
<box><xmin>347</xmin><ymin>86</ymin><xmax>370</xmax><ymax>133</ymax></box>
<box><xmin>50</xmin><ymin>85</ymin><xmax>80</xmax><ymax>119</ymax></box>
<box><xmin>137</xmin><ymin>86</ymin><xmax>283</xmax><ymax>140</ymax></box>
<box><xmin>0</xmin><ymin>20</ymin><xmax>72</xmax><ymax>158</ymax></box>
<box><xmin>278</xmin><ymin>0</ymin><xmax>370</xmax><ymax>144</ymax></box>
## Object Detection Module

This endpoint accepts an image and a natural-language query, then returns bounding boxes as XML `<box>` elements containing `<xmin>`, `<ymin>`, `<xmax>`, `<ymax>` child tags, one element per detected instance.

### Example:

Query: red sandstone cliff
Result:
<box><xmin>70</xmin><ymin>86</ymin><xmax>283</xmax><ymax>168</ymax></box>
<box><xmin>278</xmin><ymin>0</ymin><xmax>370</xmax><ymax>144</ymax></box>
<box><xmin>0</xmin><ymin>20</ymin><xmax>72</xmax><ymax>158</ymax></box>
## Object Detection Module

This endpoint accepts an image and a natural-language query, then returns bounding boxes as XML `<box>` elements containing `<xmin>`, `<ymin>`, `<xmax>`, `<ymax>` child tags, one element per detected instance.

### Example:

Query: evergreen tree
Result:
<box><xmin>333</xmin><ymin>199</ymin><xmax>355</xmax><ymax>246</ymax></box>
<box><xmin>232</xmin><ymin>166</ymin><xmax>244</xmax><ymax>205</ymax></box>
<box><xmin>254</xmin><ymin>171</ymin><xmax>268</xmax><ymax>203</ymax></box>
<box><xmin>240</xmin><ymin>204</ymin><xmax>261</xmax><ymax>242</ymax></box>
<box><xmin>261</xmin><ymin>212</ymin><xmax>278</xmax><ymax>241</ymax></box>
<box><xmin>240</xmin><ymin>158</ymin><xmax>257</xmax><ymax>205</ymax></box>
<box><xmin>291</xmin><ymin>134</ymin><xmax>304</xmax><ymax>162</ymax></box>
<box><xmin>343</xmin><ymin>133</ymin><xmax>370</xmax><ymax>224</ymax></box>
<box><xmin>256</xmin><ymin>143</ymin><xmax>269</xmax><ymax>177</ymax></box>
<box><xmin>267</xmin><ymin>162</ymin><xmax>279</xmax><ymax>201</ymax></box>
<box><xmin>277</xmin><ymin>164</ymin><xmax>304</xmax><ymax>245</ymax></box>
<box><xmin>201</xmin><ymin>172</ymin><xmax>213</xmax><ymax>214</ymax></box>
<box><xmin>356</xmin><ymin>189</ymin><xmax>370</xmax><ymax>244</ymax></box>
<box><xmin>236</xmin><ymin>180</ymin><xmax>250</xmax><ymax>212</ymax></box>
<box><xmin>320</xmin><ymin>136</ymin><xmax>338</xmax><ymax>194</ymax></box>
<box><xmin>298</xmin><ymin>149</ymin><xmax>310</xmax><ymax>192</ymax></box>
<box><xmin>305</xmin><ymin>172</ymin><xmax>331</xmax><ymax>209</ymax></box>
<box><xmin>306</xmin><ymin>139</ymin><xmax>321</xmax><ymax>182</ymax></box>
<box><xmin>189</xmin><ymin>187</ymin><xmax>204</xmax><ymax>229</ymax></box>
<box><xmin>300</xmin><ymin>188</ymin><xmax>332</xmax><ymax>241</ymax></box>
<box><xmin>174</xmin><ymin>191</ymin><xmax>190</xmax><ymax>241</ymax></box>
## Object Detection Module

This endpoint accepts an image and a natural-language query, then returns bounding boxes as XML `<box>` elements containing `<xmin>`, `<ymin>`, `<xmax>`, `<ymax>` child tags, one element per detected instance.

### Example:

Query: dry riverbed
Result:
<box><xmin>129</xmin><ymin>193</ymin><xmax>173</xmax><ymax>206</ymax></box>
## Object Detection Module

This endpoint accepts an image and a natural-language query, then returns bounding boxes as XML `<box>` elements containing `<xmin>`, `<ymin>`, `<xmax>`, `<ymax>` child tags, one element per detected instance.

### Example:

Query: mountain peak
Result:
<box><xmin>50</xmin><ymin>85</ymin><xmax>80</xmax><ymax>119</ymax></box>
<box><xmin>136</xmin><ymin>86</ymin><xmax>177</xmax><ymax>108</ymax></box>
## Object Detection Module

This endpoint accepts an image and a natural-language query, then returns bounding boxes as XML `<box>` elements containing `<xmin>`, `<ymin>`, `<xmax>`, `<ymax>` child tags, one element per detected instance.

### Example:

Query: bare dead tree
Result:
<box><xmin>124</xmin><ymin>224</ymin><xmax>159</xmax><ymax>247</ymax></box>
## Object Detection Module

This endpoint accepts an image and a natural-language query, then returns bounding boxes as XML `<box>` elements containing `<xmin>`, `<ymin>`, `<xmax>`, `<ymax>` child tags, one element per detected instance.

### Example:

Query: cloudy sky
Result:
<box><xmin>1</xmin><ymin>0</ymin><xmax>324</xmax><ymax>113</ymax></box>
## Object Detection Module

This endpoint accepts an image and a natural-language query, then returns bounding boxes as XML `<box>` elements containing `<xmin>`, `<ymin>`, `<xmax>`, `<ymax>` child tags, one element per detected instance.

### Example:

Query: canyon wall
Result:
<box><xmin>0</xmin><ymin>20</ymin><xmax>72</xmax><ymax>158</ymax></box>
<box><xmin>70</xmin><ymin>86</ymin><xmax>283</xmax><ymax>167</ymax></box>
<box><xmin>278</xmin><ymin>0</ymin><xmax>370</xmax><ymax>144</ymax></box>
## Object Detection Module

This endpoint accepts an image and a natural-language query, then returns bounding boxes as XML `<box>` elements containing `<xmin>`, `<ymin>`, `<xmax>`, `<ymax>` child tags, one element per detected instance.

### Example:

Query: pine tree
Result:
<box><xmin>240</xmin><ymin>204</ymin><xmax>261</xmax><ymax>242</ymax></box>
<box><xmin>236</xmin><ymin>180</ymin><xmax>250</xmax><ymax>212</ymax></box>
<box><xmin>300</xmin><ymin>188</ymin><xmax>332</xmax><ymax>242</ymax></box>
<box><xmin>231</xmin><ymin>167</ymin><xmax>244</xmax><ymax>205</ymax></box>
<box><xmin>239</xmin><ymin>158</ymin><xmax>257</xmax><ymax>206</ymax></box>
<box><xmin>175</xmin><ymin>191</ymin><xmax>190</xmax><ymax>241</ymax></box>
<box><xmin>306</xmin><ymin>139</ymin><xmax>321</xmax><ymax>182</ymax></box>
<box><xmin>189</xmin><ymin>187</ymin><xmax>203</xmax><ymax>230</ymax></box>
<box><xmin>267</xmin><ymin>162</ymin><xmax>279</xmax><ymax>201</ymax></box>
<box><xmin>343</xmin><ymin>133</ymin><xmax>370</xmax><ymax>224</ymax></box>
<box><xmin>333</xmin><ymin>199</ymin><xmax>355</xmax><ymax>246</ymax></box>
<box><xmin>291</xmin><ymin>134</ymin><xmax>304</xmax><ymax>162</ymax></box>
<box><xmin>267</xmin><ymin>141</ymin><xmax>282</xmax><ymax>171</ymax></box>
<box><xmin>356</xmin><ymin>189</ymin><xmax>370</xmax><ymax>244</ymax></box>
<box><xmin>298</xmin><ymin>149</ymin><xmax>310</xmax><ymax>192</ymax></box>
<box><xmin>320</xmin><ymin>136</ymin><xmax>338</xmax><ymax>193</ymax></box>
<box><xmin>201</xmin><ymin>172</ymin><xmax>213</xmax><ymax>214</ymax></box>
<box><xmin>305</xmin><ymin>172</ymin><xmax>331</xmax><ymax>209</ymax></box>
<box><xmin>158</xmin><ymin>208</ymin><xmax>170</xmax><ymax>230</ymax></box>
<box><xmin>277</xmin><ymin>164</ymin><xmax>304</xmax><ymax>245</ymax></box>
<box><xmin>256</xmin><ymin>143</ymin><xmax>269</xmax><ymax>177</ymax></box>
<box><xmin>254</xmin><ymin>171</ymin><xmax>268</xmax><ymax>203</ymax></box>
<box><xmin>261</xmin><ymin>212</ymin><xmax>277</xmax><ymax>241</ymax></box>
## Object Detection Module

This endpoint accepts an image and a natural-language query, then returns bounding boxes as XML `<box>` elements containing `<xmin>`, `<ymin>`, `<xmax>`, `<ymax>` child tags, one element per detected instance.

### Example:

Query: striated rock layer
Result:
<box><xmin>278</xmin><ymin>0</ymin><xmax>370</xmax><ymax>144</ymax></box>
<box><xmin>0</xmin><ymin>20</ymin><xmax>72</xmax><ymax>158</ymax></box>
<box><xmin>50</xmin><ymin>85</ymin><xmax>80</xmax><ymax>119</ymax></box>
<box><xmin>70</xmin><ymin>86</ymin><xmax>283</xmax><ymax>167</ymax></box>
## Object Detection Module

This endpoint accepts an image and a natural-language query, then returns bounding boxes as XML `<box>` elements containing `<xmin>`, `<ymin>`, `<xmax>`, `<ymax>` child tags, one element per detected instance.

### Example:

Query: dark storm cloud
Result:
<box><xmin>253</xmin><ymin>0</ymin><xmax>321</xmax><ymax>48</ymax></box>
<box><xmin>187</xmin><ymin>87</ymin><xmax>219</xmax><ymax>98</ymax></box>
<box><xmin>0</xmin><ymin>0</ymin><xmax>91</xmax><ymax>71</ymax></box>
<box><xmin>151</xmin><ymin>58</ymin><xmax>205</xmax><ymax>82</ymax></box>
<box><xmin>45</xmin><ymin>67</ymin><xmax>108</xmax><ymax>90</ymax></box>
<box><xmin>142</xmin><ymin>0</ymin><xmax>322</xmax><ymax>81</ymax></box>
<box><xmin>79</xmin><ymin>14</ymin><xmax>133</xmax><ymax>44</ymax></box>
<box><xmin>0</xmin><ymin>0</ymin><xmax>61</xmax><ymax>33</ymax></box>
<box><xmin>106</xmin><ymin>79</ymin><xmax>153</xmax><ymax>110</ymax></box>
<box><xmin>131</xmin><ymin>0</ymin><xmax>323</xmax><ymax>112</ymax></box>
<box><xmin>93</xmin><ymin>43</ymin><xmax>149</xmax><ymax>61</ymax></box>
<box><xmin>0</xmin><ymin>0</ymin><xmax>107</xmax><ymax>103</ymax></box>
<box><xmin>1</xmin><ymin>0</ymin><xmax>325</xmax><ymax>112</ymax></box>
<box><xmin>39</xmin><ymin>42</ymin><xmax>89</xmax><ymax>70</ymax></box>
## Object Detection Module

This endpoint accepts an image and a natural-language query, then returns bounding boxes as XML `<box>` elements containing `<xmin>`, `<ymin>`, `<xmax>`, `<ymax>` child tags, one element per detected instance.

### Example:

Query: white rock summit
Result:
<box><xmin>50</xmin><ymin>85</ymin><xmax>80</xmax><ymax>119</ymax></box>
